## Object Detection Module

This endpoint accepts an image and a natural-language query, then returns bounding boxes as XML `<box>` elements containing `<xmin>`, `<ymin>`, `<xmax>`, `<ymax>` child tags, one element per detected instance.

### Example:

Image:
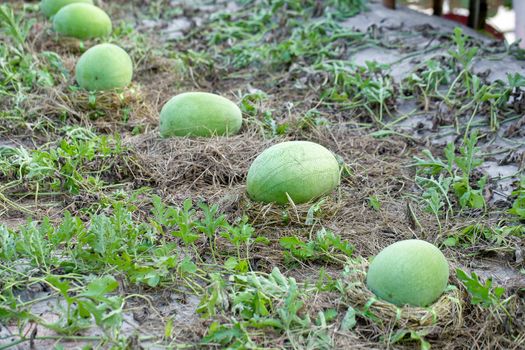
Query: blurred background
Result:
<box><xmin>398</xmin><ymin>0</ymin><xmax>521</xmax><ymax>46</ymax></box>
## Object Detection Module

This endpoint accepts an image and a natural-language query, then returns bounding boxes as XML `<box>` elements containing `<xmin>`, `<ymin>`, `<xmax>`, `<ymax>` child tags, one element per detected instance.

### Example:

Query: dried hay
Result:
<box><xmin>26</xmin><ymin>83</ymin><xmax>157</xmax><ymax>132</ymax></box>
<box><xmin>30</xmin><ymin>27</ymin><xmax>86</xmax><ymax>55</ymax></box>
<box><xmin>125</xmin><ymin>129</ymin><xmax>275</xmax><ymax>190</ymax></box>
<box><xmin>240</xmin><ymin>191</ymin><xmax>344</xmax><ymax>227</ymax></box>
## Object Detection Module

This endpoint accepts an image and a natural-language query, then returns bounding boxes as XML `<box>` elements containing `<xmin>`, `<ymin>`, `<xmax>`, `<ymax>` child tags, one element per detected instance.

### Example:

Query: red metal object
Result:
<box><xmin>442</xmin><ymin>13</ymin><xmax>505</xmax><ymax>39</ymax></box>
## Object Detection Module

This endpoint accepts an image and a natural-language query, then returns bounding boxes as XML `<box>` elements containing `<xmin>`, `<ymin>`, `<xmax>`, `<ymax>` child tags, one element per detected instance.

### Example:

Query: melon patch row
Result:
<box><xmin>39</xmin><ymin>0</ymin><xmax>452</xmax><ymax>310</ymax></box>
<box><xmin>40</xmin><ymin>1</ymin><xmax>131</xmax><ymax>91</ymax></box>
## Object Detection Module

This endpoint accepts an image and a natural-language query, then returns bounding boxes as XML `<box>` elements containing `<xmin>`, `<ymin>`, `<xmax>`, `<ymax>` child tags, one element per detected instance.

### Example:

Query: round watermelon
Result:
<box><xmin>366</xmin><ymin>239</ymin><xmax>450</xmax><ymax>307</ymax></box>
<box><xmin>75</xmin><ymin>43</ymin><xmax>133</xmax><ymax>91</ymax></box>
<box><xmin>41</xmin><ymin>0</ymin><xmax>93</xmax><ymax>18</ymax></box>
<box><xmin>246</xmin><ymin>141</ymin><xmax>340</xmax><ymax>204</ymax></box>
<box><xmin>53</xmin><ymin>3</ymin><xmax>111</xmax><ymax>40</ymax></box>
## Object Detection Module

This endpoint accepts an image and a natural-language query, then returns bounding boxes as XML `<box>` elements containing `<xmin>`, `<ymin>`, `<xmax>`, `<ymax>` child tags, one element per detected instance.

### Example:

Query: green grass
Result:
<box><xmin>0</xmin><ymin>129</ymin><xmax>126</xmax><ymax>209</ymax></box>
<box><xmin>0</xmin><ymin>194</ymin><xmax>353</xmax><ymax>348</ymax></box>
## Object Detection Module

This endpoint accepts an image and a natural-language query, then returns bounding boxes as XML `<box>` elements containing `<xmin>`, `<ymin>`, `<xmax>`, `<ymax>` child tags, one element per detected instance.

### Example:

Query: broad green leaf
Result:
<box><xmin>81</xmin><ymin>276</ymin><xmax>119</xmax><ymax>298</ymax></box>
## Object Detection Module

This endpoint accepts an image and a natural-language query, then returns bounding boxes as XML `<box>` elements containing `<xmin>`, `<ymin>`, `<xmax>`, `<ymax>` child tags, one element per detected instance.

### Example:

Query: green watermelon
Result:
<box><xmin>41</xmin><ymin>0</ymin><xmax>93</xmax><ymax>17</ymax></box>
<box><xmin>75</xmin><ymin>43</ymin><xmax>133</xmax><ymax>91</ymax></box>
<box><xmin>366</xmin><ymin>239</ymin><xmax>450</xmax><ymax>307</ymax></box>
<box><xmin>159</xmin><ymin>92</ymin><xmax>243</xmax><ymax>137</ymax></box>
<box><xmin>246</xmin><ymin>141</ymin><xmax>340</xmax><ymax>204</ymax></box>
<box><xmin>53</xmin><ymin>3</ymin><xmax>111</xmax><ymax>40</ymax></box>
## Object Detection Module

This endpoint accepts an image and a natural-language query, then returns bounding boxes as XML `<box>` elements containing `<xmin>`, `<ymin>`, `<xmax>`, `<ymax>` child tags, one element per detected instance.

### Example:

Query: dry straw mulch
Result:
<box><xmin>26</xmin><ymin>83</ymin><xmax>157</xmax><ymax>133</ymax></box>
<box><xmin>124</xmin><ymin>130</ymin><xmax>274</xmax><ymax>189</ymax></box>
<box><xmin>343</xmin><ymin>260</ymin><xmax>464</xmax><ymax>337</ymax></box>
<box><xmin>240</xmin><ymin>191</ymin><xmax>344</xmax><ymax>227</ymax></box>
